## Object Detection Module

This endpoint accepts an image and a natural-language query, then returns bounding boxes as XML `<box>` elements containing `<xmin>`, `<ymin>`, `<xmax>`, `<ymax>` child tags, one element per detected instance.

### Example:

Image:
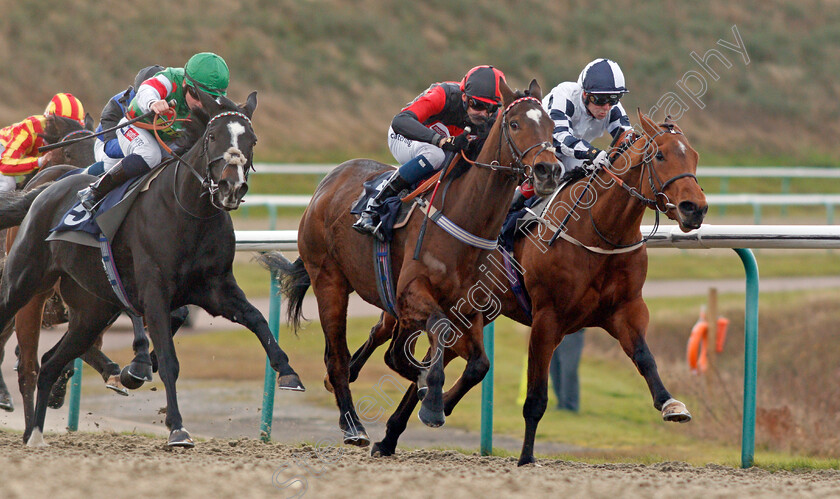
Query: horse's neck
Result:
<box><xmin>171</xmin><ymin>146</ymin><xmax>217</xmax><ymax>219</ymax></box>
<box><xmin>574</xmin><ymin>147</ymin><xmax>649</xmax><ymax>245</ymax></box>
<box><xmin>444</xmin><ymin>133</ymin><xmax>517</xmax><ymax>242</ymax></box>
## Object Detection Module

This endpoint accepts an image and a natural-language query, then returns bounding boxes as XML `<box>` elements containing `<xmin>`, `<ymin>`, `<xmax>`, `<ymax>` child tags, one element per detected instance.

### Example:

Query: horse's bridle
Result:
<box><xmin>604</xmin><ymin>124</ymin><xmax>698</xmax><ymax>213</ymax></box>
<box><xmin>169</xmin><ymin>110</ymin><xmax>255</xmax><ymax>215</ymax></box>
<box><xmin>546</xmin><ymin>124</ymin><xmax>699</xmax><ymax>250</ymax></box>
<box><xmin>59</xmin><ymin>129</ymin><xmax>94</xmax><ymax>143</ymax></box>
<box><xmin>460</xmin><ymin>96</ymin><xmax>555</xmax><ymax>184</ymax></box>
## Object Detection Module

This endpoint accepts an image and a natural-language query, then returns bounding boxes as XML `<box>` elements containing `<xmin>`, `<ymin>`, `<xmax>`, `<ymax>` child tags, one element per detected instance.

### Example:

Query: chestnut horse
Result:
<box><xmin>261</xmin><ymin>79</ymin><xmax>561</xmax><ymax>447</ymax></box>
<box><xmin>339</xmin><ymin>111</ymin><xmax>708</xmax><ymax>462</ymax></box>
<box><xmin>0</xmin><ymin>114</ymin><xmax>96</xmax><ymax>414</ymax></box>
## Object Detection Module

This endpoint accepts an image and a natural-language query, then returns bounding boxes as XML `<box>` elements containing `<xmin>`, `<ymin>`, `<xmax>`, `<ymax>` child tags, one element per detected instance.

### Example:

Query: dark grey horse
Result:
<box><xmin>0</xmin><ymin>90</ymin><xmax>303</xmax><ymax>446</ymax></box>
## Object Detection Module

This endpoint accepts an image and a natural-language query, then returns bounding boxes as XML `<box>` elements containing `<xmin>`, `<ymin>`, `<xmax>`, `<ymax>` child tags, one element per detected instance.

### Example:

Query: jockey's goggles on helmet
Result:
<box><xmin>587</xmin><ymin>93</ymin><xmax>622</xmax><ymax>106</ymax></box>
<box><xmin>467</xmin><ymin>97</ymin><xmax>499</xmax><ymax>113</ymax></box>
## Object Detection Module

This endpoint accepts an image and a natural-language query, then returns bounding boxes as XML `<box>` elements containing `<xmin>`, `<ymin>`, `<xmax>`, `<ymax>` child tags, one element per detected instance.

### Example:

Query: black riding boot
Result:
<box><xmin>352</xmin><ymin>173</ymin><xmax>410</xmax><ymax>239</ymax></box>
<box><xmin>510</xmin><ymin>189</ymin><xmax>529</xmax><ymax>212</ymax></box>
<box><xmin>77</xmin><ymin>156</ymin><xmax>142</xmax><ymax>212</ymax></box>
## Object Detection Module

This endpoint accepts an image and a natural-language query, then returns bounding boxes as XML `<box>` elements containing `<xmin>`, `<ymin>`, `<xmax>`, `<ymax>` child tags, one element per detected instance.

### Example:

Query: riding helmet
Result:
<box><xmin>460</xmin><ymin>65</ymin><xmax>506</xmax><ymax>105</ymax></box>
<box><xmin>578</xmin><ymin>58</ymin><xmax>629</xmax><ymax>94</ymax></box>
<box><xmin>44</xmin><ymin>93</ymin><xmax>85</xmax><ymax>124</ymax></box>
<box><xmin>184</xmin><ymin>52</ymin><xmax>229</xmax><ymax>97</ymax></box>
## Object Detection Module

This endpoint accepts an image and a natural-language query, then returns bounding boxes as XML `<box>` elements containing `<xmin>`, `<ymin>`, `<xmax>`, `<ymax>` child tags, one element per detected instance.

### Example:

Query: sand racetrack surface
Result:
<box><xmin>1</xmin><ymin>432</ymin><xmax>839</xmax><ymax>498</ymax></box>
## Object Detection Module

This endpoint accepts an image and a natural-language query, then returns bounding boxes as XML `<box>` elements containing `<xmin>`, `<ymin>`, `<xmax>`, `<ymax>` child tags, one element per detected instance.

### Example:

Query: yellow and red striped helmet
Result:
<box><xmin>44</xmin><ymin>93</ymin><xmax>85</xmax><ymax>124</ymax></box>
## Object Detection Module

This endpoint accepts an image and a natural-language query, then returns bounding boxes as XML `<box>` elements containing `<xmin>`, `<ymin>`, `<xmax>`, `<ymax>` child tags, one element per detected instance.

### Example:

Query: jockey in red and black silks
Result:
<box><xmin>354</xmin><ymin>65</ymin><xmax>507</xmax><ymax>239</ymax></box>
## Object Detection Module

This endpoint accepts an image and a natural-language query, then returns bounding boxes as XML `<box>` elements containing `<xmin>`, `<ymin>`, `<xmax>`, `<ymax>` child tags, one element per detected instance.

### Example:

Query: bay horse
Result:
<box><xmin>260</xmin><ymin>79</ymin><xmax>561</xmax><ymax>447</ymax></box>
<box><xmin>338</xmin><ymin>111</ymin><xmax>708</xmax><ymax>462</ymax></box>
<box><xmin>0</xmin><ymin>113</ymin><xmax>96</xmax><ymax>414</ymax></box>
<box><xmin>0</xmin><ymin>89</ymin><xmax>303</xmax><ymax>446</ymax></box>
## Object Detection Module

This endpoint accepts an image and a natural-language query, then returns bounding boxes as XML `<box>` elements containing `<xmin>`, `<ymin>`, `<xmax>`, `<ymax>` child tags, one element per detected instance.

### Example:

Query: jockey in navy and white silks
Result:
<box><xmin>511</xmin><ymin>58</ymin><xmax>632</xmax><ymax>210</ymax></box>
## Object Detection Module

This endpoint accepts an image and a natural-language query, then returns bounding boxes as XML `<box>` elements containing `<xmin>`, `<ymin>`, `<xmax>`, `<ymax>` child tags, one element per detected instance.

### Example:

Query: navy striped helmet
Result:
<box><xmin>578</xmin><ymin>59</ymin><xmax>628</xmax><ymax>94</ymax></box>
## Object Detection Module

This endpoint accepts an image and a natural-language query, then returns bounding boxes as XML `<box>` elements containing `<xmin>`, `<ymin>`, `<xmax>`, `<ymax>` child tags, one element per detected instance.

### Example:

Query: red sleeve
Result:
<box><xmin>0</xmin><ymin>117</ymin><xmax>43</xmax><ymax>175</ymax></box>
<box><xmin>401</xmin><ymin>85</ymin><xmax>447</xmax><ymax>123</ymax></box>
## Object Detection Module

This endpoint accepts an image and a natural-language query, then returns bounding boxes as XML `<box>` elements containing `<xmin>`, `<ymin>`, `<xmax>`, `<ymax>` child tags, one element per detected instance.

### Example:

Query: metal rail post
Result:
<box><xmin>66</xmin><ymin>358</ymin><xmax>83</xmax><ymax>431</ymax></box>
<box><xmin>260</xmin><ymin>270</ymin><xmax>281</xmax><ymax>442</ymax></box>
<box><xmin>734</xmin><ymin>248</ymin><xmax>758</xmax><ymax>468</ymax></box>
<box><xmin>480</xmin><ymin>322</ymin><xmax>495</xmax><ymax>455</ymax></box>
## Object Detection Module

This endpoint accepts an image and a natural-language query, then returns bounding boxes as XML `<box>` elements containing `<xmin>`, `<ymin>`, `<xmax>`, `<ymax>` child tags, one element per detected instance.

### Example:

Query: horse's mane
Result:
<box><xmin>38</xmin><ymin>115</ymin><xmax>82</xmax><ymax>145</ymax></box>
<box><xmin>448</xmin><ymin>89</ymin><xmax>530</xmax><ymax>180</ymax></box>
<box><xmin>173</xmin><ymin>96</ymin><xmax>247</xmax><ymax>153</ymax></box>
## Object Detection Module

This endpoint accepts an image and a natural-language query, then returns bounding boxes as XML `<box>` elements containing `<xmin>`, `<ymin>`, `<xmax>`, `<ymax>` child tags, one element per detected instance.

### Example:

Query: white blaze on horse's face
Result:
<box><xmin>676</xmin><ymin>140</ymin><xmax>687</xmax><ymax>155</ymax></box>
<box><xmin>525</xmin><ymin>108</ymin><xmax>544</xmax><ymax>126</ymax></box>
<box><xmin>227</xmin><ymin>121</ymin><xmax>248</xmax><ymax>183</ymax></box>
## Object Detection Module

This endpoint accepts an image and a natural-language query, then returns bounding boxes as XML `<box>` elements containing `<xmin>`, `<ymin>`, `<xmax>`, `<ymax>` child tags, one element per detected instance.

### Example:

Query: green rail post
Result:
<box><xmin>734</xmin><ymin>248</ymin><xmax>758</xmax><ymax>468</ymax></box>
<box><xmin>67</xmin><ymin>357</ymin><xmax>83</xmax><ymax>431</ymax></box>
<box><xmin>260</xmin><ymin>269</ymin><xmax>281</xmax><ymax>442</ymax></box>
<box><xmin>480</xmin><ymin>321</ymin><xmax>495</xmax><ymax>456</ymax></box>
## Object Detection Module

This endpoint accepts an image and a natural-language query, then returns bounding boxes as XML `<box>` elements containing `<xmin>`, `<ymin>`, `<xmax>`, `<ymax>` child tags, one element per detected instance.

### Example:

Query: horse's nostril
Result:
<box><xmin>679</xmin><ymin>201</ymin><xmax>698</xmax><ymax>214</ymax></box>
<box><xmin>534</xmin><ymin>162</ymin><xmax>549</xmax><ymax>177</ymax></box>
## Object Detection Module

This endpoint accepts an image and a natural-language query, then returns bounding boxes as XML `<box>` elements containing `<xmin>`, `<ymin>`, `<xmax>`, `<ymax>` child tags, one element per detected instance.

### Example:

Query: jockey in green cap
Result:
<box><xmin>77</xmin><ymin>52</ymin><xmax>230</xmax><ymax>212</ymax></box>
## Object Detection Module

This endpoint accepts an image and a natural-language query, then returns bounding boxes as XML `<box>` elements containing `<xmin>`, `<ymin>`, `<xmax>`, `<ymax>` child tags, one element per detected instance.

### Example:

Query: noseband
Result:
<box><xmin>462</xmin><ymin>96</ymin><xmax>555</xmax><ymax>184</ymax></box>
<box><xmin>171</xmin><ymin>110</ymin><xmax>254</xmax><ymax>216</ymax></box>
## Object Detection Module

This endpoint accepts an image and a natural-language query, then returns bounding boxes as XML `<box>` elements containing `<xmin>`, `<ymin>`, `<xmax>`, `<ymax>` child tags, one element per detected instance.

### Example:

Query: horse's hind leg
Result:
<box><xmin>26</xmin><ymin>303</ymin><xmax>115</xmax><ymax>446</ymax></box>
<box><xmin>0</xmin><ymin>319</ymin><xmax>14</xmax><ymax>411</ymax></box>
<box><xmin>15</xmin><ymin>289</ymin><xmax>52</xmax><ymax>438</ymax></box>
<box><xmin>342</xmin><ymin>312</ymin><xmax>395</xmax><ymax>388</ymax></box>
<box><xmin>605</xmin><ymin>298</ymin><xmax>691</xmax><ymax>423</ymax></box>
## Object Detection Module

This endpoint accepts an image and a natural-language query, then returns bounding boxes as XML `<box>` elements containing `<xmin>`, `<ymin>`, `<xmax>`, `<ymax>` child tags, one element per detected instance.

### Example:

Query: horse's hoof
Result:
<box><xmin>0</xmin><ymin>391</ymin><xmax>13</xmax><ymax>412</ymax></box>
<box><xmin>105</xmin><ymin>375</ymin><xmax>130</xmax><ymax>396</ymax></box>
<box><xmin>517</xmin><ymin>454</ymin><xmax>536</xmax><ymax>467</ymax></box>
<box><xmin>46</xmin><ymin>367</ymin><xmax>75</xmax><ymax>409</ymax></box>
<box><xmin>661</xmin><ymin>398</ymin><xmax>692</xmax><ymax>423</ymax></box>
<box><xmin>417</xmin><ymin>386</ymin><xmax>428</xmax><ymax>401</ymax></box>
<box><xmin>26</xmin><ymin>428</ymin><xmax>48</xmax><ymax>448</ymax></box>
<box><xmin>168</xmin><ymin>428</ymin><xmax>195</xmax><ymax>448</ymax></box>
<box><xmin>323</xmin><ymin>373</ymin><xmax>334</xmax><ymax>393</ymax></box>
<box><xmin>277</xmin><ymin>373</ymin><xmax>305</xmax><ymax>392</ymax></box>
<box><xmin>119</xmin><ymin>366</ymin><xmax>146</xmax><ymax>390</ymax></box>
<box><xmin>418</xmin><ymin>404</ymin><xmax>445</xmax><ymax>428</ymax></box>
<box><xmin>129</xmin><ymin>362</ymin><xmax>154</xmax><ymax>382</ymax></box>
<box><xmin>343</xmin><ymin>428</ymin><xmax>370</xmax><ymax>447</ymax></box>
<box><xmin>371</xmin><ymin>441</ymin><xmax>395</xmax><ymax>457</ymax></box>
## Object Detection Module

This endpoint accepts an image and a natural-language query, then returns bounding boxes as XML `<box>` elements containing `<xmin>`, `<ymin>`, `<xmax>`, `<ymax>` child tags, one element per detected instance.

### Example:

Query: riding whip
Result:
<box><xmin>412</xmin><ymin>129</ymin><xmax>468</xmax><ymax>260</ymax></box>
<box><xmin>38</xmin><ymin>100</ymin><xmax>175</xmax><ymax>153</ymax></box>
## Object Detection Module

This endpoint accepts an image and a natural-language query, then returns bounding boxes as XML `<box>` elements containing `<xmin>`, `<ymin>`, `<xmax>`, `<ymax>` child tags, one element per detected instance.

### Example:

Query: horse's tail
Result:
<box><xmin>0</xmin><ymin>183</ymin><xmax>53</xmax><ymax>229</ymax></box>
<box><xmin>257</xmin><ymin>252</ymin><xmax>310</xmax><ymax>333</ymax></box>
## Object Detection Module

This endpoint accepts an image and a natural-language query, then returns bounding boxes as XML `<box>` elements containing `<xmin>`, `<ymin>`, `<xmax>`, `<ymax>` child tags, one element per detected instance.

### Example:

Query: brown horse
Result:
<box><xmin>340</xmin><ymin>111</ymin><xmax>708</xmax><ymax>461</ymax></box>
<box><xmin>261</xmin><ymin>79</ymin><xmax>561</xmax><ymax>446</ymax></box>
<box><xmin>0</xmin><ymin>114</ymin><xmax>96</xmax><ymax>413</ymax></box>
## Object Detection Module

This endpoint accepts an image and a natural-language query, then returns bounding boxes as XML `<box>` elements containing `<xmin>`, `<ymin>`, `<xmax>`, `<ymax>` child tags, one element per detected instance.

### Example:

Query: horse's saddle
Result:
<box><xmin>47</xmin><ymin>168</ymin><xmax>165</xmax><ymax>248</ymax></box>
<box><xmin>350</xmin><ymin>171</ymin><xmax>422</xmax><ymax>241</ymax></box>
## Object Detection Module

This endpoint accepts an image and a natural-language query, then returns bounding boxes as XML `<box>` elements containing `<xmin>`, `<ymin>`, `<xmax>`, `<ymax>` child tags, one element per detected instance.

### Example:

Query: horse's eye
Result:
<box><xmin>510</xmin><ymin>121</ymin><xmax>520</xmax><ymax>130</ymax></box>
<box><xmin>655</xmin><ymin>151</ymin><xmax>665</xmax><ymax>161</ymax></box>
<box><xmin>208</xmin><ymin>133</ymin><xmax>215</xmax><ymax>142</ymax></box>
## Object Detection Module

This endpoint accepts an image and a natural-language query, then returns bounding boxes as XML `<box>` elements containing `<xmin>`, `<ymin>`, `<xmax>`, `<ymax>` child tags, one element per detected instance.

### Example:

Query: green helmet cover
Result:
<box><xmin>184</xmin><ymin>52</ymin><xmax>229</xmax><ymax>96</ymax></box>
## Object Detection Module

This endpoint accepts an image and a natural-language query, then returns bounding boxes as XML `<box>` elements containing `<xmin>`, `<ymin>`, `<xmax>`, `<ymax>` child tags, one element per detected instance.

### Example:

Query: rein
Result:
<box><xmin>544</xmin><ymin>124</ymin><xmax>697</xmax><ymax>252</ymax></box>
<box><xmin>458</xmin><ymin>96</ymin><xmax>555</xmax><ymax>182</ymax></box>
<box><xmin>145</xmin><ymin>109</ymin><xmax>253</xmax><ymax>217</ymax></box>
<box><xmin>418</xmin><ymin>95</ymin><xmax>556</xmax><ymax>251</ymax></box>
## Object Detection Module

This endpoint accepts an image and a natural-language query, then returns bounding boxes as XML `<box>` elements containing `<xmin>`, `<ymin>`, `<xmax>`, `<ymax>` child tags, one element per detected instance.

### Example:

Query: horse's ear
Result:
<box><xmin>84</xmin><ymin>113</ymin><xmax>95</xmax><ymax>131</ymax></box>
<box><xmin>499</xmin><ymin>78</ymin><xmax>515</xmax><ymax>107</ymax></box>
<box><xmin>526</xmin><ymin>79</ymin><xmax>542</xmax><ymax>101</ymax></box>
<box><xmin>637</xmin><ymin>108</ymin><xmax>659</xmax><ymax>138</ymax></box>
<box><xmin>243</xmin><ymin>91</ymin><xmax>257</xmax><ymax>118</ymax></box>
<box><xmin>197</xmin><ymin>87</ymin><xmax>222</xmax><ymax>116</ymax></box>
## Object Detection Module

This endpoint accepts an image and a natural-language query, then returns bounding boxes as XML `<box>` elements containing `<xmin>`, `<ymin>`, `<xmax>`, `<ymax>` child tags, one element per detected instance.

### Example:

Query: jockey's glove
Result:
<box><xmin>591</xmin><ymin>149</ymin><xmax>611</xmax><ymax>169</ymax></box>
<box><xmin>440</xmin><ymin>130</ymin><xmax>471</xmax><ymax>152</ymax></box>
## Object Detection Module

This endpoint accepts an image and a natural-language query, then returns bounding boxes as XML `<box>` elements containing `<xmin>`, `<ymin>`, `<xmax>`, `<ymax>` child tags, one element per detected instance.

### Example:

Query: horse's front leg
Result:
<box><xmin>604</xmin><ymin>297</ymin><xmax>691</xmax><ymax>423</ymax></box>
<box><xmin>442</xmin><ymin>317</ymin><xmax>490</xmax><ymax>416</ymax></box>
<box><xmin>198</xmin><ymin>278</ymin><xmax>304</xmax><ymax>391</ymax></box>
<box><xmin>141</xmin><ymin>292</ymin><xmax>192</xmax><ymax>447</ymax></box>
<box><xmin>0</xmin><ymin>319</ymin><xmax>14</xmax><ymax>411</ymax></box>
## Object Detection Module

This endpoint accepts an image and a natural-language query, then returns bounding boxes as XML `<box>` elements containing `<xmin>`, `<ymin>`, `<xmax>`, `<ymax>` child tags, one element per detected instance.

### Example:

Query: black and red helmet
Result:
<box><xmin>460</xmin><ymin>65</ymin><xmax>506</xmax><ymax>105</ymax></box>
